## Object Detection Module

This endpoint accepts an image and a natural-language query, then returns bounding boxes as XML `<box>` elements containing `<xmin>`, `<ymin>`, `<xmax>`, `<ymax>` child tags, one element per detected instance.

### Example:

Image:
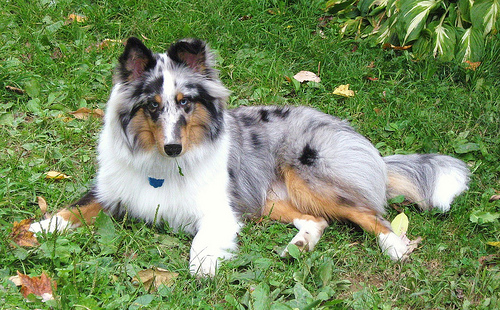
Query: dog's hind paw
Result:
<box><xmin>29</xmin><ymin>215</ymin><xmax>71</xmax><ymax>234</ymax></box>
<box><xmin>281</xmin><ymin>218</ymin><xmax>329</xmax><ymax>257</ymax></box>
<box><xmin>378</xmin><ymin>232</ymin><xmax>409</xmax><ymax>261</ymax></box>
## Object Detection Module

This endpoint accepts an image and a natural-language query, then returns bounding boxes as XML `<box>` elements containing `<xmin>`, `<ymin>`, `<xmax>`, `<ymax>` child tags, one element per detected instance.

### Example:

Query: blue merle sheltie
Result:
<box><xmin>30</xmin><ymin>37</ymin><xmax>470</xmax><ymax>276</ymax></box>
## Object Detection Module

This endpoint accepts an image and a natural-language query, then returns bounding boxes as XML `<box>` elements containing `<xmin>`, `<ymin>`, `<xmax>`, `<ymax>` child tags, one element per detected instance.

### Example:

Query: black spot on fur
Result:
<box><xmin>228</xmin><ymin>168</ymin><xmax>235</xmax><ymax>181</ymax></box>
<box><xmin>259</xmin><ymin>109</ymin><xmax>270</xmax><ymax>122</ymax></box>
<box><xmin>273</xmin><ymin>107</ymin><xmax>290</xmax><ymax>118</ymax></box>
<box><xmin>145</xmin><ymin>76</ymin><xmax>164</xmax><ymax>94</ymax></box>
<box><xmin>241</xmin><ymin>116</ymin><xmax>257</xmax><ymax>127</ymax></box>
<box><xmin>299</xmin><ymin>144</ymin><xmax>318</xmax><ymax>166</ymax></box>
<box><xmin>251</xmin><ymin>132</ymin><xmax>262</xmax><ymax>149</ymax></box>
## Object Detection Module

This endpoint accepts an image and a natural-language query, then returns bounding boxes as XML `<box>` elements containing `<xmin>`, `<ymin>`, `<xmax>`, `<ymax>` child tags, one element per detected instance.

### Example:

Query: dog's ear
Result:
<box><xmin>116</xmin><ymin>37</ymin><xmax>156</xmax><ymax>82</ymax></box>
<box><xmin>167</xmin><ymin>39</ymin><xmax>216</xmax><ymax>78</ymax></box>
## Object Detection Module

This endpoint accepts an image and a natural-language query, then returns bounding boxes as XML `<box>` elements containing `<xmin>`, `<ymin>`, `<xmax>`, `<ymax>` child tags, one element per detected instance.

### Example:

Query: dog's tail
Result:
<box><xmin>384</xmin><ymin>154</ymin><xmax>470</xmax><ymax>212</ymax></box>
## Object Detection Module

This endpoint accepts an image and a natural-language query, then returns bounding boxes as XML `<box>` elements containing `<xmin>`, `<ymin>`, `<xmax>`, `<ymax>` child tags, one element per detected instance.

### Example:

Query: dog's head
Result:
<box><xmin>112</xmin><ymin>37</ymin><xmax>230</xmax><ymax>157</ymax></box>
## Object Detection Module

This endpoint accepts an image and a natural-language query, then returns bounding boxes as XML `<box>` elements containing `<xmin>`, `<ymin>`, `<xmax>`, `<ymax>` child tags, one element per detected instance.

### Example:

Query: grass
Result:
<box><xmin>1</xmin><ymin>0</ymin><xmax>499</xmax><ymax>308</ymax></box>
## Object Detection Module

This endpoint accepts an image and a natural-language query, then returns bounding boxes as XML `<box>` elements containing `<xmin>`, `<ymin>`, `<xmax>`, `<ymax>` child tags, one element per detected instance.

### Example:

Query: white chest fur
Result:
<box><xmin>95</xmin><ymin>114</ymin><xmax>235</xmax><ymax>235</ymax></box>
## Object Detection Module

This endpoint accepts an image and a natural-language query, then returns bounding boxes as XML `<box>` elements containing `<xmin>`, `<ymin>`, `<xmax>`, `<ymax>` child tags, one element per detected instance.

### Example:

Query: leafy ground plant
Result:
<box><xmin>326</xmin><ymin>0</ymin><xmax>500</xmax><ymax>61</ymax></box>
<box><xmin>1</xmin><ymin>0</ymin><xmax>499</xmax><ymax>309</ymax></box>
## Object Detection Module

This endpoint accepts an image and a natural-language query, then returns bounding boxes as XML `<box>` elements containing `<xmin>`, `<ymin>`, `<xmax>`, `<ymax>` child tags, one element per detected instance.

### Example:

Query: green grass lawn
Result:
<box><xmin>1</xmin><ymin>0</ymin><xmax>499</xmax><ymax>309</ymax></box>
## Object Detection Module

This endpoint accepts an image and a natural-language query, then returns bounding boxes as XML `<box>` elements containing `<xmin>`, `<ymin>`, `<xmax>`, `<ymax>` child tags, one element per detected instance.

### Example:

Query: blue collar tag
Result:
<box><xmin>148</xmin><ymin>177</ymin><xmax>165</xmax><ymax>188</ymax></box>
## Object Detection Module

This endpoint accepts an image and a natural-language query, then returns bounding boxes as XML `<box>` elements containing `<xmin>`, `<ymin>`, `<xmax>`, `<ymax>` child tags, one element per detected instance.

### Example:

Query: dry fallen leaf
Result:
<box><xmin>489</xmin><ymin>195</ymin><xmax>500</xmax><ymax>202</ymax></box>
<box><xmin>66</xmin><ymin>13</ymin><xmax>87</xmax><ymax>24</ymax></box>
<box><xmin>45</xmin><ymin>171</ymin><xmax>71</xmax><ymax>180</ymax></box>
<box><xmin>464</xmin><ymin>60</ymin><xmax>481</xmax><ymax>71</ymax></box>
<box><xmin>382</xmin><ymin>43</ymin><xmax>412</xmax><ymax>50</ymax></box>
<box><xmin>16</xmin><ymin>271</ymin><xmax>56</xmax><ymax>302</ymax></box>
<box><xmin>293</xmin><ymin>71</ymin><xmax>321</xmax><ymax>83</ymax></box>
<box><xmin>9</xmin><ymin>275</ymin><xmax>22</xmax><ymax>286</ymax></box>
<box><xmin>5</xmin><ymin>85</ymin><xmax>25</xmax><ymax>94</ymax></box>
<box><xmin>403</xmin><ymin>236</ymin><xmax>422</xmax><ymax>259</ymax></box>
<box><xmin>10</xmin><ymin>219</ymin><xmax>39</xmax><ymax>247</ymax></box>
<box><xmin>132</xmin><ymin>267</ymin><xmax>179</xmax><ymax>291</ymax></box>
<box><xmin>332</xmin><ymin>84</ymin><xmax>355</xmax><ymax>97</ymax></box>
<box><xmin>69</xmin><ymin>107</ymin><xmax>104</xmax><ymax>120</ymax></box>
<box><xmin>37</xmin><ymin>196</ymin><xmax>48</xmax><ymax>215</ymax></box>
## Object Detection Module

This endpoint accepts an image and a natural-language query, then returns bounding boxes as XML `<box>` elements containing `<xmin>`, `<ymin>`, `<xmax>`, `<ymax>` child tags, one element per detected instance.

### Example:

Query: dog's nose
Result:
<box><xmin>164</xmin><ymin>144</ymin><xmax>182</xmax><ymax>157</ymax></box>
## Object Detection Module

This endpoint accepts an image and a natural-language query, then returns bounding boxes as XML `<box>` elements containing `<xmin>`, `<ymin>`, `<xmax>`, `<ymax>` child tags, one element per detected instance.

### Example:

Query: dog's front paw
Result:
<box><xmin>378</xmin><ymin>232</ymin><xmax>409</xmax><ymax>261</ymax></box>
<box><xmin>189</xmin><ymin>255</ymin><xmax>219</xmax><ymax>277</ymax></box>
<box><xmin>29</xmin><ymin>215</ymin><xmax>71</xmax><ymax>234</ymax></box>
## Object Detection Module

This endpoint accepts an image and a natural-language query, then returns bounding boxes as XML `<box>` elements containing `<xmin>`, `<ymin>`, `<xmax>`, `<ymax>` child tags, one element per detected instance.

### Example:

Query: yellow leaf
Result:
<box><xmin>45</xmin><ymin>171</ymin><xmax>71</xmax><ymax>180</ymax></box>
<box><xmin>332</xmin><ymin>84</ymin><xmax>355</xmax><ymax>97</ymax></box>
<box><xmin>293</xmin><ymin>71</ymin><xmax>321</xmax><ymax>83</ymax></box>
<box><xmin>391</xmin><ymin>212</ymin><xmax>409</xmax><ymax>237</ymax></box>
<box><xmin>66</xmin><ymin>13</ymin><xmax>87</xmax><ymax>23</ymax></box>
<box><xmin>132</xmin><ymin>267</ymin><xmax>178</xmax><ymax>291</ymax></box>
<box><xmin>486</xmin><ymin>241</ymin><xmax>500</xmax><ymax>248</ymax></box>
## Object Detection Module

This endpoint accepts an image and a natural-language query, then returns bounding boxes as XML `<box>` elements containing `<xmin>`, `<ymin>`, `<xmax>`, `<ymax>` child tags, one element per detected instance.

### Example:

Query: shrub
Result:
<box><xmin>326</xmin><ymin>0</ymin><xmax>500</xmax><ymax>61</ymax></box>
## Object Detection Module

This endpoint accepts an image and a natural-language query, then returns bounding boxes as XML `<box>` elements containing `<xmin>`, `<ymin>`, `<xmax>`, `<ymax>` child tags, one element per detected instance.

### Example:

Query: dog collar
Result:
<box><xmin>148</xmin><ymin>177</ymin><xmax>164</xmax><ymax>188</ymax></box>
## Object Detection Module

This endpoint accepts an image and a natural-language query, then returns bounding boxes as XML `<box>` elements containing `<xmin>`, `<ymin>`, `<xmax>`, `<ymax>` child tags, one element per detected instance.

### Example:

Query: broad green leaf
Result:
<box><xmin>399</xmin><ymin>0</ymin><xmax>440</xmax><ymax>44</ymax></box>
<box><xmin>318</xmin><ymin>258</ymin><xmax>334</xmax><ymax>287</ymax></box>
<box><xmin>456</xmin><ymin>26</ymin><xmax>484</xmax><ymax>62</ymax></box>
<box><xmin>293</xmin><ymin>282</ymin><xmax>314</xmax><ymax>308</ymax></box>
<box><xmin>471</xmin><ymin>0</ymin><xmax>500</xmax><ymax>36</ymax></box>
<box><xmin>287</xmin><ymin>243</ymin><xmax>301</xmax><ymax>259</ymax></box>
<box><xmin>470</xmin><ymin>211</ymin><xmax>500</xmax><ymax>223</ymax></box>
<box><xmin>251</xmin><ymin>282</ymin><xmax>271</xmax><ymax>310</ymax></box>
<box><xmin>326</xmin><ymin>0</ymin><xmax>357</xmax><ymax>15</ymax></box>
<box><xmin>391</xmin><ymin>212</ymin><xmax>409</xmax><ymax>236</ymax></box>
<box><xmin>454</xmin><ymin>142</ymin><xmax>480</xmax><ymax>153</ymax></box>
<box><xmin>457</xmin><ymin>0</ymin><xmax>472</xmax><ymax>23</ymax></box>
<box><xmin>358</xmin><ymin>0</ymin><xmax>388</xmax><ymax>15</ymax></box>
<box><xmin>375</xmin><ymin>15</ymin><xmax>397</xmax><ymax>44</ymax></box>
<box><xmin>413</xmin><ymin>28</ymin><xmax>433</xmax><ymax>59</ymax></box>
<box><xmin>429</xmin><ymin>21</ymin><xmax>456</xmax><ymax>60</ymax></box>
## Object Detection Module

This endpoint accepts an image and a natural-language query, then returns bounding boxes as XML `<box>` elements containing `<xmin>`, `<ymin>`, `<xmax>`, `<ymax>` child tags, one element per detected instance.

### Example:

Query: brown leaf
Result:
<box><xmin>69</xmin><ymin>107</ymin><xmax>104</xmax><ymax>120</ymax></box>
<box><xmin>132</xmin><ymin>267</ymin><xmax>178</xmax><ymax>291</ymax></box>
<box><xmin>37</xmin><ymin>196</ymin><xmax>48</xmax><ymax>215</ymax></box>
<box><xmin>464</xmin><ymin>60</ymin><xmax>481</xmax><ymax>71</ymax></box>
<box><xmin>5</xmin><ymin>85</ymin><xmax>25</xmax><ymax>94</ymax></box>
<box><xmin>382</xmin><ymin>43</ymin><xmax>412</xmax><ymax>51</ymax></box>
<box><xmin>10</xmin><ymin>219</ymin><xmax>39</xmax><ymax>247</ymax></box>
<box><xmin>366</xmin><ymin>76</ymin><xmax>379</xmax><ymax>81</ymax></box>
<box><xmin>293</xmin><ymin>71</ymin><xmax>321</xmax><ymax>83</ymax></box>
<box><xmin>45</xmin><ymin>170</ymin><xmax>71</xmax><ymax>180</ymax></box>
<box><xmin>17</xmin><ymin>271</ymin><xmax>56</xmax><ymax>302</ymax></box>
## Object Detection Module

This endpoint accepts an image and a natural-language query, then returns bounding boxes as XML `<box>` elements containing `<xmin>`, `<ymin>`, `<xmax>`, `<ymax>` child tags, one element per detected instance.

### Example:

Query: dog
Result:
<box><xmin>30</xmin><ymin>37</ymin><xmax>470</xmax><ymax>276</ymax></box>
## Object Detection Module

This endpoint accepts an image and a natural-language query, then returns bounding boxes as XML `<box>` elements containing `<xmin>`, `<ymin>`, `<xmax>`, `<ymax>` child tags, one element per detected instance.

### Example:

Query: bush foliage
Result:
<box><xmin>326</xmin><ymin>0</ymin><xmax>500</xmax><ymax>61</ymax></box>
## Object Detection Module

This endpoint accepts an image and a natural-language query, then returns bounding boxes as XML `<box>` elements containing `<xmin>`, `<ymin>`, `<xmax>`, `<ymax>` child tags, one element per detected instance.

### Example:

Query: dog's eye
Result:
<box><xmin>148</xmin><ymin>101</ymin><xmax>159</xmax><ymax>110</ymax></box>
<box><xmin>179</xmin><ymin>98</ymin><xmax>188</xmax><ymax>106</ymax></box>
